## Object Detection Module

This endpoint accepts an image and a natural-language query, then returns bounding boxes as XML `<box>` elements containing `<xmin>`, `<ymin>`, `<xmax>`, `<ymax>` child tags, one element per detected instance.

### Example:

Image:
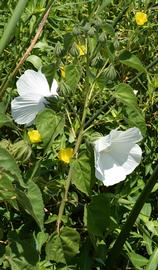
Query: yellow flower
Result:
<box><xmin>135</xmin><ymin>12</ymin><xmax>147</xmax><ymax>26</ymax></box>
<box><xmin>76</xmin><ymin>44</ymin><xmax>87</xmax><ymax>56</ymax></box>
<box><xmin>58</xmin><ymin>148</ymin><xmax>74</xmax><ymax>164</ymax></box>
<box><xmin>28</xmin><ymin>130</ymin><xmax>42</xmax><ymax>143</ymax></box>
<box><xmin>60</xmin><ymin>66</ymin><xmax>65</xmax><ymax>78</ymax></box>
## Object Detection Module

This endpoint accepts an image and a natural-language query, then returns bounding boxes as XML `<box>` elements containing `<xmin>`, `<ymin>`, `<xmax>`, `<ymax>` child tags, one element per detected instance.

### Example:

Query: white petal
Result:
<box><xmin>102</xmin><ymin>164</ymin><xmax>126</xmax><ymax>186</ymax></box>
<box><xmin>11</xmin><ymin>95</ymin><xmax>46</xmax><ymax>125</ymax></box>
<box><xmin>94</xmin><ymin>134</ymin><xmax>111</xmax><ymax>152</ymax></box>
<box><xmin>16</xmin><ymin>70</ymin><xmax>50</xmax><ymax>97</ymax></box>
<box><xmin>50</xmin><ymin>79</ymin><xmax>58</xmax><ymax>96</ymax></box>
<box><xmin>110</xmin><ymin>127</ymin><xmax>142</xmax><ymax>144</ymax></box>
<box><xmin>94</xmin><ymin>127</ymin><xmax>143</xmax><ymax>187</ymax></box>
<box><xmin>94</xmin><ymin>150</ymin><xmax>126</xmax><ymax>186</ymax></box>
<box><xmin>122</xmin><ymin>144</ymin><xmax>142</xmax><ymax>175</ymax></box>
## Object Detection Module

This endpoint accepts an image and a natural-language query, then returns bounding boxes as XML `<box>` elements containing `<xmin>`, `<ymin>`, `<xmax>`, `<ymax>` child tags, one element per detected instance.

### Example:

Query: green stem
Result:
<box><xmin>56</xmin><ymin>111</ymin><xmax>87</xmax><ymax>234</ymax></box>
<box><xmin>112</xmin><ymin>3</ymin><xmax>129</xmax><ymax>28</ymax></box>
<box><xmin>0</xmin><ymin>0</ymin><xmax>29</xmax><ymax>55</ymax></box>
<box><xmin>105</xmin><ymin>163</ymin><xmax>158</xmax><ymax>269</ymax></box>
<box><xmin>84</xmin><ymin>96</ymin><xmax>115</xmax><ymax>129</ymax></box>
<box><xmin>129</xmin><ymin>57</ymin><xmax>158</xmax><ymax>85</ymax></box>
<box><xmin>56</xmin><ymin>39</ymin><xmax>93</xmax><ymax>233</ymax></box>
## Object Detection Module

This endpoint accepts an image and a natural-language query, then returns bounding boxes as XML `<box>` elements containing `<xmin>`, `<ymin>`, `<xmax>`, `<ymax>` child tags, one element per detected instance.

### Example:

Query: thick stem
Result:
<box><xmin>105</xmin><ymin>163</ymin><xmax>158</xmax><ymax>269</ymax></box>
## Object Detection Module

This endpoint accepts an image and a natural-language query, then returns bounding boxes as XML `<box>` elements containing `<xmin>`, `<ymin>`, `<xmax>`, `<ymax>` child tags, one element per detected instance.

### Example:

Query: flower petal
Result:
<box><xmin>94</xmin><ymin>150</ymin><xmax>126</xmax><ymax>186</ymax></box>
<box><xmin>94</xmin><ymin>127</ymin><xmax>143</xmax><ymax>187</ymax></box>
<box><xmin>50</xmin><ymin>79</ymin><xmax>58</xmax><ymax>96</ymax></box>
<box><xmin>11</xmin><ymin>95</ymin><xmax>46</xmax><ymax>125</ymax></box>
<box><xmin>122</xmin><ymin>144</ymin><xmax>142</xmax><ymax>175</ymax></box>
<box><xmin>110</xmin><ymin>127</ymin><xmax>142</xmax><ymax>144</ymax></box>
<box><xmin>94</xmin><ymin>134</ymin><xmax>111</xmax><ymax>152</ymax></box>
<box><xmin>16</xmin><ymin>70</ymin><xmax>50</xmax><ymax>97</ymax></box>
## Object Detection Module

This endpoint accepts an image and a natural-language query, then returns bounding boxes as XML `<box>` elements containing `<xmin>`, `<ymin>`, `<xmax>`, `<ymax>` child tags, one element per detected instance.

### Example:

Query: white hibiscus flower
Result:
<box><xmin>94</xmin><ymin>127</ymin><xmax>143</xmax><ymax>186</ymax></box>
<box><xmin>11</xmin><ymin>69</ymin><xmax>58</xmax><ymax>125</ymax></box>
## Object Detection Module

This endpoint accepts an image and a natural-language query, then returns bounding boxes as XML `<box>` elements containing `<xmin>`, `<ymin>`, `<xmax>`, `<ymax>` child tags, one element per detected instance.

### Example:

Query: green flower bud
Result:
<box><xmin>70</xmin><ymin>43</ymin><xmax>80</xmax><ymax>57</ymax></box>
<box><xmin>54</xmin><ymin>41</ymin><xmax>63</xmax><ymax>56</ymax></box>
<box><xmin>99</xmin><ymin>32</ymin><xmax>107</xmax><ymax>43</ymax></box>
<box><xmin>87</xmin><ymin>26</ymin><xmax>96</xmax><ymax>37</ymax></box>
<box><xmin>104</xmin><ymin>64</ymin><xmax>117</xmax><ymax>80</ymax></box>
<box><xmin>11</xmin><ymin>140</ymin><xmax>32</xmax><ymax>163</ymax></box>
<box><xmin>91</xmin><ymin>53</ymin><xmax>102</xmax><ymax>66</ymax></box>
<box><xmin>83</xmin><ymin>22</ymin><xmax>91</xmax><ymax>32</ymax></box>
<box><xmin>92</xmin><ymin>17</ymin><xmax>102</xmax><ymax>27</ymax></box>
<box><xmin>73</xmin><ymin>26</ymin><xmax>82</xmax><ymax>35</ymax></box>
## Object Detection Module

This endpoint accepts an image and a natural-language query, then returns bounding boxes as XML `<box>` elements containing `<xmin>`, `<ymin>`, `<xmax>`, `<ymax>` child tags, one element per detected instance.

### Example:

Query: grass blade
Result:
<box><xmin>0</xmin><ymin>0</ymin><xmax>29</xmax><ymax>55</ymax></box>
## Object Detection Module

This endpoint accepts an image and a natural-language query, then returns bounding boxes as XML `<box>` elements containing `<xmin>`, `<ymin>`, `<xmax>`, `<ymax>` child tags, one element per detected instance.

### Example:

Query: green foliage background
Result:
<box><xmin>0</xmin><ymin>0</ymin><xmax>158</xmax><ymax>269</ymax></box>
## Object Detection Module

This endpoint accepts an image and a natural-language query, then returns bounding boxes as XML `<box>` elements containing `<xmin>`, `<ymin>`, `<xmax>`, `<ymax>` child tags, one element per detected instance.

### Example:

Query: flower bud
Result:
<box><xmin>58</xmin><ymin>148</ymin><xmax>74</xmax><ymax>164</ymax></box>
<box><xmin>11</xmin><ymin>140</ymin><xmax>32</xmax><ymax>162</ymax></box>
<box><xmin>73</xmin><ymin>26</ymin><xmax>82</xmax><ymax>35</ymax></box>
<box><xmin>54</xmin><ymin>41</ymin><xmax>63</xmax><ymax>56</ymax></box>
<box><xmin>92</xmin><ymin>17</ymin><xmax>102</xmax><ymax>27</ymax></box>
<box><xmin>99</xmin><ymin>32</ymin><xmax>107</xmax><ymax>43</ymax></box>
<box><xmin>83</xmin><ymin>22</ymin><xmax>91</xmax><ymax>32</ymax></box>
<box><xmin>88</xmin><ymin>26</ymin><xmax>96</xmax><ymax>37</ymax></box>
<box><xmin>70</xmin><ymin>43</ymin><xmax>80</xmax><ymax>57</ymax></box>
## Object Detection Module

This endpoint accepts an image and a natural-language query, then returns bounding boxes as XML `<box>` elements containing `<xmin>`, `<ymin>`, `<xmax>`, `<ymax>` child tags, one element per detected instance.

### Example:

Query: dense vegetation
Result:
<box><xmin>0</xmin><ymin>1</ymin><xmax>158</xmax><ymax>269</ymax></box>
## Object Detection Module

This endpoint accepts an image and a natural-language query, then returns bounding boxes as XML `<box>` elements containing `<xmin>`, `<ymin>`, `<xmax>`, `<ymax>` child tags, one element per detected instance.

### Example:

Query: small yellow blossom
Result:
<box><xmin>58</xmin><ymin>148</ymin><xmax>74</xmax><ymax>164</ymax></box>
<box><xmin>135</xmin><ymin>12</ymin><xmax>147</xmax><ymax>26</ymax></box>
<box><xmin>60</xmin><ymin>66</ymin><xmax>65</xmax><ymax>78</ymax></box>
<box><xmin>76</xmin><ymin>44</ymin><xmax>87</xmax><ymax>56</ymax></box>
<box><xmin>28</xmin><ymin>130</ymin><xmax>42</xmax><ymax>143</ymax></box>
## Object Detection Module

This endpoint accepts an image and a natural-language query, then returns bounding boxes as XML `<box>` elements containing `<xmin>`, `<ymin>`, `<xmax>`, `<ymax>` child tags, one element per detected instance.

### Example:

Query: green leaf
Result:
<box><xmin>148</xmin><ymin>74</ymin><xmax>158</xmax><ymax>96</ymax></box>
<box><xmin>46</xmin><ymin>226</ymin><xmax>80</xmax><ymax>264</ymax></box>
<box><xmin>115</xmin><ymin>83</ymin><xmax>138</xmax><ymax>107</ymax></box>
<box><xmin>128</xmin><ymin>251</ymin><xmax>148</xmax><ymax>268</ymax></box>
<box><xmin>140</xmin><ymin>203</ymin><xmax>152</xmax><ymax>223</ymax></box>
<box><xmin>85</xmin><ymin>194</ymin><xmax>116</xmax><ymax>236</ymax></box>
<box><xmin>36</xmin><ymin>109</ymin><xmax>64</xmax><ymax>146</ymax></box>
<box><xmin>144</xmin><ymin>247</ymin><xmax>158</xmax><ymax>270</ymax></box>
<box><xmin>115</xmin><ymin>83</ymin><xmax>146</xmax><ymax>135</ymax></box>
<box><xmin>0</xmin><ymin>113</ymin><xmax>14</xmax><ymax>128</ymax></box>
<box><xmin>65</xmin><ymin>64</ymin><xmax>82</xmax><ymax>91</ymax></box>
<box><xmin>71</xmin><ymin>153</ymin><xmax>93</xmax><ymax>196</ymax></box>
<box><xmin>26</xmin><ymin>55</ymin><xmax>42</xmax><ymax>69</ymax></box>
<box><xmin>0</xmin><ymin>172</ymin><xmax>18</xmax><ymax>209</ymax></box>
<box><xmin>36</xmin><ymin>231</ymin><xmax>49</xmax><ymax>253</ymax></box>
<box><xmin>0</xmin><ymin>102</ymin><xmax>6</xmax><ymax>113</ymax></box>
<box><xmin>15</xmin><ymin>181</ymin><xmax>44</xmax><ymax>230</ymax></box>
<box><xmin>57</xmin><ymin>266</ymin><xmax>77</xmax><ymax>270</ymax></box>
<box><xmin>4</xmin><ymin>230</ymin><xmax>39</xmax><ymax>270</ymax></box>
<box><xmin>79</xmin><ymin>242</ymin><xmax>92</xmax><ymax>270</ymax></box>
<box><xmin>0</xmin><ymin>147</ymin><xmax>24</xmax><ymax>187</ymax></box>
<box><xmin>0</xmin><ymin>0</ymin><xmax>29</xmax><ymax>54</ymax></box>
<box><xmin>125</xmin><ymin>106</ymin><xmax>147</xmax><ymax>135</ymax></box>
<box><xmin>119</xmin><ymin>51</ymin><xmax>146</xmax><ymax>72</ymax></box>
<box><xmin>103</xmin><ymin>23</ymin><xmax>115</xmax><ymax>36</ymax></box>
